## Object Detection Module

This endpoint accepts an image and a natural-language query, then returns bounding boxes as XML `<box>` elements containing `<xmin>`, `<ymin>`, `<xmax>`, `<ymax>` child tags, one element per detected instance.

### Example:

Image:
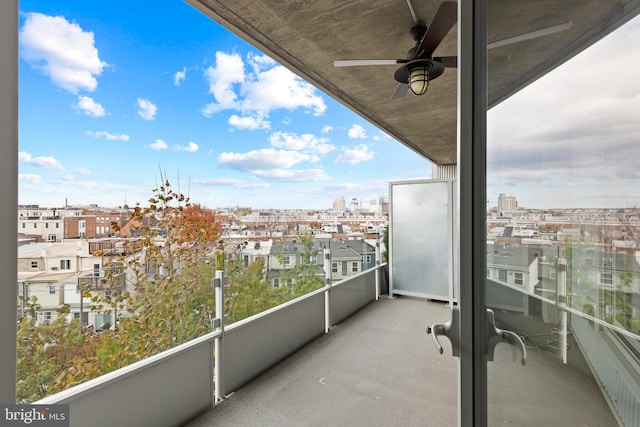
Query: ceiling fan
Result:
<box><xmin>333</xmin><ymin>1</ymin><xmax>572</xmax><ymax>98</ymax></box>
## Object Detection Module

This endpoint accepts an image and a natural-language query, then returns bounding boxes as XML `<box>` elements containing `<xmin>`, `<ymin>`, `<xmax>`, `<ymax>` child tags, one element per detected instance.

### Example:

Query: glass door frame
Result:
<box><xmin>457</xmin><ymin>0</ymin><xmax>489</xmax><ymax>425</ymax></box>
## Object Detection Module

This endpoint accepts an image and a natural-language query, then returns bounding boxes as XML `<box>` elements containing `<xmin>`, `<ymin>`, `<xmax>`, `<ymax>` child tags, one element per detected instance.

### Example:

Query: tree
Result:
<box><xmin>114</xmin><ymin>179</ymin><xmax>220</xmax><ymax>350</ymax></box>
<box><xmin>17</xmin><ymin>178</ymin><xmax>222</xmax><ymax>402</ymax></box>
<box><xmin>224</xmin><ymin>257</ymin><xmax>274</xmax><ymax>323</ymax></box>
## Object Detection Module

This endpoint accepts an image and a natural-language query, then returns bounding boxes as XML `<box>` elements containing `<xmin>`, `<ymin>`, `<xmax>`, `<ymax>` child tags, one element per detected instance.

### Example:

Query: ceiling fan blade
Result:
<box><xmin>391</xmin><ymin>83</ymin><xmax>409</xmax><ymax>99</ymax></box>
<box><xmin>417</xmin><ymin>1</ymin><xmax>457</xmax><ymax>56</ymax></box>
<box><xmin>488</xmin><ymin>22</ymin><xmax>573</xmax><ymax>50</ymax></box>
<box><xmin>333</xmin><ymin>59</ymin><xmax>407</xmax><ymax>67</ymax></box>
<box><xmin>434</xmin><ymin>56</ymin><xmax>457</xmax><ymax>68</ymax></box>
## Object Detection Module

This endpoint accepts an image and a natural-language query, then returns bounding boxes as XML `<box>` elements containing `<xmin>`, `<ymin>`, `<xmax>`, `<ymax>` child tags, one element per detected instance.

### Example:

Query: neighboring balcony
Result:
<box><xmin>76</xmin><ymin>268</ymin><xmax>126</xmax><ymax>291</ymax></box>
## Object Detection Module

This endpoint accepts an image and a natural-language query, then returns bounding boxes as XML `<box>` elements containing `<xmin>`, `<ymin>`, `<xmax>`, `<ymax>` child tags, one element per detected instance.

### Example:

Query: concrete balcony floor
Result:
<box><xmin>186</xmin><ymin>297</ymin><xmax>617</xmax><ymax>427</ymax></box>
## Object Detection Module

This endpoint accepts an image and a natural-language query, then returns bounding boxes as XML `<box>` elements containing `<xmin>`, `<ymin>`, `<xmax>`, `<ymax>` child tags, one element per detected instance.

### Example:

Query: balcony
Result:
<box><xmin>35</xmin><ymin>264</ymin><xmax>625</xmax><ymax>427</ymax></box>
<box><xmin>77</xmin><ymin>270</ymin><xmax>126</xmax><ymax>291</ymax></box>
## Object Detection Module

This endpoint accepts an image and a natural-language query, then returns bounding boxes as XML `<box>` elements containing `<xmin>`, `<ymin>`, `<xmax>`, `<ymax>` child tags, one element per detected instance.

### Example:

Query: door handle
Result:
<box><xmin>486</xmin><ymin>309</ymin><xmax>526</xmax><ymax>366</ymax></box>
<box><xmin>427</xmin><ymin>307</ymin><xmax>526</xmax><ymax>365</ymax></box>
<box><xmin>427</xmin><ymin>306</ymin><xmax>460</xmax><ymax>357</ymax></box>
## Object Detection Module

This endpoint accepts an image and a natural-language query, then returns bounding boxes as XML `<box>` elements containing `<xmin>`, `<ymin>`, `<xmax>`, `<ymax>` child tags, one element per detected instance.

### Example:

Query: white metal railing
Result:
<box><xmin>35</xmin><ymin>260</ymin><xmax>387</xmax><ymax>427</ymax></box>
<box><xmin>571</xmin><ymin>313</ymin><xmax>640</xmax><ymax>427</ymax></box>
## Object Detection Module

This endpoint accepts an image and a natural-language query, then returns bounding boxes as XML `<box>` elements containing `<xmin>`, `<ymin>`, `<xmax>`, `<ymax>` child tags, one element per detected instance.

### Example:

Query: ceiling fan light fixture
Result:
<box><xmin>409</xmin><ymin>64</ymin><xmax>430</xmax><ymax>95</ymax></box>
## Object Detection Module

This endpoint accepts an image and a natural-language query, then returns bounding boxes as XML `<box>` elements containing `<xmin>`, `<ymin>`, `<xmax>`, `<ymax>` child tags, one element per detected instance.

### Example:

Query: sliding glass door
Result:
<box><xmin>480</xmin><ymin>0</ymin><xmax>640</xmax><ymax>425</ymax></box>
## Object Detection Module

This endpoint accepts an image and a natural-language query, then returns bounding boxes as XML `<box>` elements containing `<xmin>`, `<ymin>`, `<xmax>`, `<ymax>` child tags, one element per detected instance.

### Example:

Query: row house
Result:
<box><xmin>64</xmin><ymin>211</ymin><xmax>127</xmax><ymax>239</ymax></box>
<box><xmin>263</xmin><ymin>238</ymin><xmax>378</xmax><ymax>287</ymax></box>
<box><xmin>266</xmin><ymin>240</ymin><xmax>325</xmax><ymax>288</ymax></box>
<box><xmin>487</xmin><ymin>243</ymin><xmax>640</xmax><ymax>322</ymax></box>
<box><xmin>18</xmin><ymin>207</ymin><xmax>83</xmax><ymax>242</ymax></box>
<box><xmin>18</xmin><ymin>240</ymin><xmax>134</xmax><ymax>332</ymax></box>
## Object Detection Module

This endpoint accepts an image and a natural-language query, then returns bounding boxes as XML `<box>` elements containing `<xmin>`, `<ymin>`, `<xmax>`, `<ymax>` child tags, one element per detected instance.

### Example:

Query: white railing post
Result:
<box><xmin>557</xmin><ymin>258</ymin><xmax>568</xmax><ymax>364</ymax></box>
<box><xmin>324</xmin><ymin>248</ymin><xmax>332</xmax><ymax>333</ymax></box>
<box><xmin>375</xmin><ymin>240</ymin><xmax>381</xmax><ymax>300</ymax></box>
<box><xmin>213</xmin><ymin>270</ymin><xmax>224</xmax><ymax>402</ymax></box>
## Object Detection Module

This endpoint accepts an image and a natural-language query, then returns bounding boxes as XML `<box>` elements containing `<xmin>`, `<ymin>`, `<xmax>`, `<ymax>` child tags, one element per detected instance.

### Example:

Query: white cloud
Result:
<box><xmin>87</xmin><ymin>130</ymin><xmax>130</xmax><ymax>141</ymax></box>
<box><xmin>193</xmin><ymin>178</ymin><xmax>269</xmax><ymax>189</ymax></box>
<box><xmin>252</xmin><ymin>168</ymin><xmax>329</xmax><ymax>182</ymax></box>
<box><xmin>19</xmin><ymin>174</ymin><xmax>43</xmax><ymax>184</ymax></box>
<box><xmin>269</xmin><ymin>131</ymin><xmax>335</xmax><ymax>158</ymax></box>
<box><xmin>487</xmin><ymin>18</ymin><xmax>640</xmax><ymax>190</ymax></box>
<box><xmin>321</xmin><ymin>125</ymin><xmax>333</xmax><ymax>134</ymax></box>
<box><xmin>228</xmin><ymin>114</ymin><xmax>271</xmax><ymax>130</ymax></box>
<box><xmin>137</xmin><ymin>98</ymin><xmax>157</xmax><ymax>120</ymax></box>
<box><xmin>62</xmin><ymin>174</ymin><xmax>74</xmax><ymax>182</ymax></box>
<box><xmin>218</xmin><ymin>148</ymin><xmax>311</xmax><ymax>170</ymax></box>
<box><xmin>217</xmin><ymin>148</ymin><xmax>329</xmax><ymax>183</ymax></box>
<box><xmin>176</xmin><ymin>141</ymin><xmax>199</xmax><ymax>153</ymax></box>
<box><xmin>19</xmin><ymin>151</ymin><xmax>64</xmax><ymax>170</ymax></box>
<box><xmin>202</xmin><ymin>52</ymin><xmax>245</xmax><ymax>116</ymax></box>
<box><xmin>75</xmin><ymin>96</ymin><xmax>106</xmax><ymax>117</ymax></box>
<box><xmin>202</xmin><ymin>51</ymin><xmax>326</xmax><ymax>120</ymax></box>
<box><xmin>335</xmin><ymin>144</ymin><xmax>375</xmax><ymax>165</ymax></box>
<box><xmin>76</xmin><ymin>167</ymin><xmax>91</xmax><ymax>176</ymax></box>
<box><xmin>149</xmin><ymin>139</ymin><xmax>168</xmax><ymax>150</ymax></box>
<box><xmin>348</xmin><ymin>124</ymin><xmax>367</xmax><ymax>139</ymax></box>
<box><xmin>19</xmin><ymin>12</ymin><xmax>107</xmax><ymax>94</ymax></box>
<box><xmin>174</xmin><ymin>67</ymin><xmax>187</xmax><ymax>86</ymax></box>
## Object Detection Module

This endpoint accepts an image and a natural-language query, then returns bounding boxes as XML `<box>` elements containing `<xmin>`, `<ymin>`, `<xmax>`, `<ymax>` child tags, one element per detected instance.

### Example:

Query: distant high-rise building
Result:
<box><xmin>350</xmin><ymin>197</ymin><xmax>360</xmax><ymax>212</ymax></box>
<box><xmin>498</xmin><ymin>193</ymin><xmax>518</xmax><ymax>212</ymax></box>
<box><xmin>332</xmin><ymin>197</ymin><xmax>345</xmax><ymax>212</ymax></box>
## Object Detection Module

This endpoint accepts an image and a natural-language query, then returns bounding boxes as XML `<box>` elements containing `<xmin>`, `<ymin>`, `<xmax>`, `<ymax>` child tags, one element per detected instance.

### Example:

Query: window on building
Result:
<box><xmin>60</xmin><ymin>259</ymin><xmax>71</xmax><ymax>270</ymax></box>
<box><xmin>342</xmin><ymin>262</ymin><xmax>348</xmax><ymax>276</ymax></box>
<box><xmin>56</xmin><ymin>223</ymin><xmax>59</xmax><ymax>228</ymax></box>
<box><xmin>34</xmin><ymin>223</ymin><xmax>37</xmax><ymax>228</ymax></box>
<box><xmin>352</xmin><ymin>262</ymin><xmax>358</xmax><ymax>272</ymax></box>
<box><xmin>365</xmin><ymin>255</ymin><xmax>372</xmax><ymax>263</ymax></box>
<box><xmin>283</xmin><ymin>256</ymin><xmax>291</xmax><ymax>266</ymax></box>
<box><xmin>21</xmin><ymin>223</ymin><xmax>25</xmax><ymax>229</ymax></box>
<box><xmin>601</xmin><ymin>271</ymin><xmax>613</xmax><ymax>285</ymax></box>
<box><xmin>514</xmin><ymin>272</ymin><xmax>524</xmax><ymax>285</ymax></box>
<box><xmin>331</xmin><ymin>262</ymin><xmax>338</xmax><ymax>273</ymax></box>
<box><xmin>273</xmin><ymin>278</ymin><xmax>279</xmax><ymax>288</ymax></box>
<box><xmin>498</xmin><ymin>269</ymin><xmax>507</xmax><ymax>282</ymax></box>
<box><xmin>45</xmin><ymin>223</ymin><xmax>49</xmax><ymax>228</ymax></box>
<box><xmin>30</xmin><ymin>261</ymin><xmax>38</xmax><ymax>269</ymax></box>
<box><xmin>49</xmin><ymin>285</ymin><xmax>56</xmax><ymax>294</ymax></box>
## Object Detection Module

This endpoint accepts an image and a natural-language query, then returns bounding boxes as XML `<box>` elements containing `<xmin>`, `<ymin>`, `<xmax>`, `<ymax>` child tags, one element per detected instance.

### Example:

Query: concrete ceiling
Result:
<box><xmin>187</xmin><ymin>0</ymin><xmax>640</xmax><ymax>165</ymax></box>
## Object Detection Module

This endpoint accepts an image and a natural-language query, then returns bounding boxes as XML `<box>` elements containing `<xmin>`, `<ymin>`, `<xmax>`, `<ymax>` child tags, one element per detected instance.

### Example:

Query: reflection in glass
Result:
<box><xmin>486</xmin><ymin>1</ymin><xmax>640</xmax><ymax>425</ymax></box>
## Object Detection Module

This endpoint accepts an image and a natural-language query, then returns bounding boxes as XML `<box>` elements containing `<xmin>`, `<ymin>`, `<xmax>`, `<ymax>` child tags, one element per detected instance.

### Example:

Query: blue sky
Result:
<box><xmin>18</xmin><ymin>0</ymin><xmax>431</xmax><ymax>210</ymax></box>
<box><xmin>18</xmin><ymin>2</ymin><xmax>640</xmax><ymax>211</ymax></box>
